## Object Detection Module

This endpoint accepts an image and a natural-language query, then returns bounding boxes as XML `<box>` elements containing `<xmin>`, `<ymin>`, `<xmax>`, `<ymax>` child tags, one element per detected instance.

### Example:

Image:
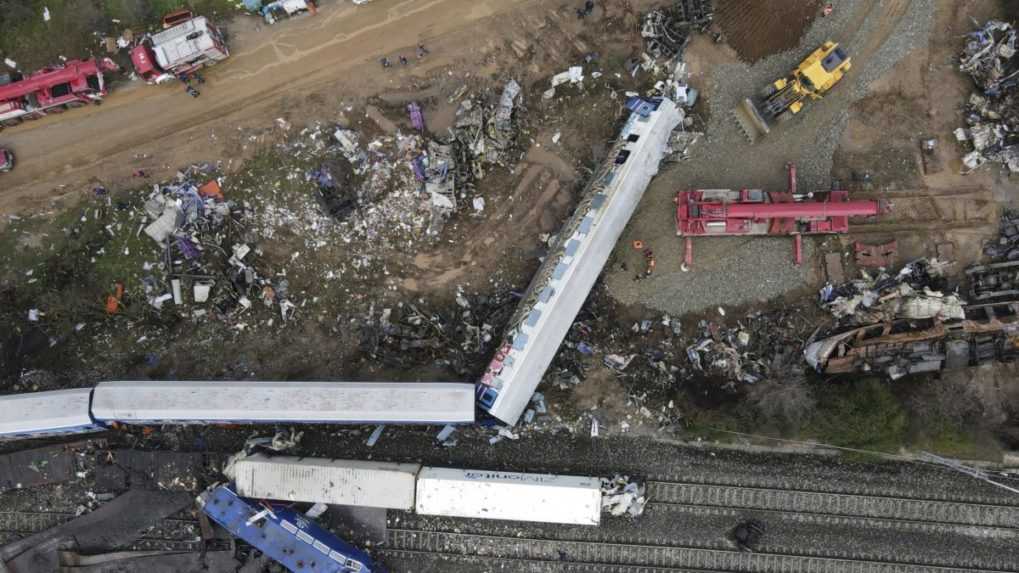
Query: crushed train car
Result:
<box><xmin>199</xmin><ymin>485</ymin><xmax>378</xmax><ymax>573</ymax></box>
<box><xmin>805</xmin><ymin>301</ymin><xmax>1019</xmax><ymax>379</ymax></box>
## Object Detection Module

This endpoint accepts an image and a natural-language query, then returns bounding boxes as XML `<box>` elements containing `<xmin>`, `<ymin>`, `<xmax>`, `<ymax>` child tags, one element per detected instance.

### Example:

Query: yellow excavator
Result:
<box><xmin>733</xmin><ymin>41</ymin><xmax>851</xmax><ymax>143</ymax></box>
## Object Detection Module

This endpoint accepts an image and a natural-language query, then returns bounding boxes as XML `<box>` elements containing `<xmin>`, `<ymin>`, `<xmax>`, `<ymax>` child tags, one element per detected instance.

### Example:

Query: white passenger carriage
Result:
<box><xmin>91</xmin><ymin>381</ymin><xmax>475</xmax><ymax>425</ymax></box>
<box><xmin>415</xmin><ymin>467</ymin><xmax>603</xmax><ymax>525</ymax></box>
<box><xmin>0</xmin><ymin>388</ymin><xmax>100</xmax><ymax>439</ymax></box>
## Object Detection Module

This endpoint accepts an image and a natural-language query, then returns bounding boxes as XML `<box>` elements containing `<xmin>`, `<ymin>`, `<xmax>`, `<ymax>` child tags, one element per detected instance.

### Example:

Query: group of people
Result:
<box><xmin>380</xmin><ymin>44</ymin><xmax>429</xmax><ymax>68</ymax></box>
<box><xmin>178</xmin><ymin>71</ymin><xmax>205</xmax><ymax>98</ymax></box>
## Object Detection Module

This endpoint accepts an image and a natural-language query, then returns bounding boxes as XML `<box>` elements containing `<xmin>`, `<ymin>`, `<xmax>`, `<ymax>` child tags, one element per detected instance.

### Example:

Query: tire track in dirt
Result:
<box><xmin>0</xmin><ymin>0</ymin><xmax>541</xmax><ymax>216</ymax></box>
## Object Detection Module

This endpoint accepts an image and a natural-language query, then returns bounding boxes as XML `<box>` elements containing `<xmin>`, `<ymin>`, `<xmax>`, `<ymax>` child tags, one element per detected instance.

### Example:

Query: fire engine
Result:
<box><xmin>0</xmin><ymin>58</ymin><xmax>119</xmax><ymax>132</ymax></box>
<box><xmin>130</xmin><ymin>11</ymin><xmax>229</xmax><ymax>84</ymax></box>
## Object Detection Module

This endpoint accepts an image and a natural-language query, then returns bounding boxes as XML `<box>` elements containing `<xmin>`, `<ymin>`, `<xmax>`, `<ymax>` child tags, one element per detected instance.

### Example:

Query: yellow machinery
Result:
<box><xmin>733</xmin><ymin>41</ymin><xmax>851</xmax><ymax>143</ymax></box>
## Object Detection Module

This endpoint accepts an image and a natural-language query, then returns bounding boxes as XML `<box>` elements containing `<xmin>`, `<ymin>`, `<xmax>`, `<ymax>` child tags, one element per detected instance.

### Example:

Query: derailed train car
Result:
<box><xmin>0</xmin><ymin>381</ymin><xmax>475</xmax><ymax>440</ymax></box>
<box><xmin>805</xmin><ymin>300</ymin><xmax>1019</xmax><ymax>378</ymax></box>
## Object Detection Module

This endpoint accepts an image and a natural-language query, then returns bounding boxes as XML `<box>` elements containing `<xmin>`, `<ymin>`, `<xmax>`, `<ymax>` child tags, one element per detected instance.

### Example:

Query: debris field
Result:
<box><xmin>0</xmin><ymin>1</ymin><xmax>1019</xmax><ymax>572</ymax></box>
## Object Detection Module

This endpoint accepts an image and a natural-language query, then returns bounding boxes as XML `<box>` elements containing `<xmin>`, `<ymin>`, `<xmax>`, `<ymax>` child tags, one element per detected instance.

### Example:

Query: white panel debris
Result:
<box><xmin>231</xmin><ymin>454</ymin><xmax>420</xmax><ymax>510</ymax></box>
<box><xmin>415</xmin><ymin>467</ymin><xmax>602</xmax><ymax>525</ymax></box>
<box><xmin>478</xmin><ymin>98</ymin><xmax>683</xmax><ymax>425</ymax></box>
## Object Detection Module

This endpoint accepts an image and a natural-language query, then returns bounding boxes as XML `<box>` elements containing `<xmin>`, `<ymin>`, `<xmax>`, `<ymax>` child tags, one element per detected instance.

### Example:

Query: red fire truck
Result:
<box><xmin>0</xmin><ymin>58</ymin><xmax>119</xmax><ymax>132</ymax></box>
<box><xmin>130</xmin><ymin>11</ymin><xmax>229</xmax><ymax>85</ymax></box>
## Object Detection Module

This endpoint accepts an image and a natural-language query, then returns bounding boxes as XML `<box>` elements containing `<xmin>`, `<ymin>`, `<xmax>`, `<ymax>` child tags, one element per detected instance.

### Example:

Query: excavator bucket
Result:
<box><xmin>731</xmin><ymin>98</ymin><xmax>771</xmax><ymax>144</ymax></box>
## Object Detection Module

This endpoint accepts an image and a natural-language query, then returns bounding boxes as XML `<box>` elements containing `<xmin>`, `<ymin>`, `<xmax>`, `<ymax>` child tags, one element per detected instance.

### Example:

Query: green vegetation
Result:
<box><xmin>0</xmin><ymin>0</ymin><xmax>240</xmax><ymax>72</ymax></box>
<box><xmin>804</xmin><ymin>378</ymin><xmax>908</xmax><ymax>453</ymax></box>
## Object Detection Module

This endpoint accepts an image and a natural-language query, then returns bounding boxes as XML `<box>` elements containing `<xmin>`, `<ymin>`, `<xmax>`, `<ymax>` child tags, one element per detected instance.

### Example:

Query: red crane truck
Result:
<box><xmin>0</xmin><ymin>58</ymin><xmax>119</xmax><ymax>132</ymax></box>
<box><xmin>675</xmin><ymin>163</ymin><xmax>882</xmax><ymax>267</ymax></box>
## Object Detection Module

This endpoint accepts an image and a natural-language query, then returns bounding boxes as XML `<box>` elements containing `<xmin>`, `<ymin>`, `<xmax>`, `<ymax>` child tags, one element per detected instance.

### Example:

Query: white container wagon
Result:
<box><xmin>0</xmin><ymin>388</ymin><xmax>100</xmax><ymax>439</ymax></box>
<box><xmin>415</xmin><ymin>467</ymin><xmax>602</xmax><ymax>525</ymax></box>
<box><xmin>90</xmin><ymin>380</ymin><xmax>475</xmax><ymax>425</ymax></box>
<box><xmin>230</xmin><ymin>454</ymin><xmax>420</xmax><ymax>510</ymax></box>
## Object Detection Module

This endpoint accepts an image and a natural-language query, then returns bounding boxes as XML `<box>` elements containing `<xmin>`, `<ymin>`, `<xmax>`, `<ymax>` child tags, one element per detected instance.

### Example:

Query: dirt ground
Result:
<box><xmin>714</xmin><ymin>0</ymin><xmax>822</xmax><ymax>62</ymax></box>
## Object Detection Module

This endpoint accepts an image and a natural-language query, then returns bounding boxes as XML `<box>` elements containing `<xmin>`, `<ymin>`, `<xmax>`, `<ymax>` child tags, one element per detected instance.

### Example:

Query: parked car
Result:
<box><xmin>0</xmin><ymin>148</ymin><xmax>14</xmax><ymax>172</ymax></box>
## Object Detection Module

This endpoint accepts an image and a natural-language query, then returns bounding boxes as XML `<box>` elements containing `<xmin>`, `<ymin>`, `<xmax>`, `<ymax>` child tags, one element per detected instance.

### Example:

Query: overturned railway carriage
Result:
<box><xmin>90</xmin><ymin>380</ymin><xmax>475</xmax><ymax>425</ymax></box>
<box><xmin>200</xmin><ymin>485</ymin><xmax>378</xmax><ymax>573</ymax></box>
<box><xmin>805</xmin><ymin>300</ymin><xmax>1019</xmax><ymax>378</ymax></box>
<box><xmin>0</xmin><ymin>389</ymin><xmax>102</xmax><ymax>439</ymax></box>
<box><xmin>0</xmin><ymin>381</ymin><xmax>474</xmax><ymax>440</ymax></box>
<box><xmin>477</xmin><ymin>97</ymin><xmax>683</xmax><ymax>425</ymax></box>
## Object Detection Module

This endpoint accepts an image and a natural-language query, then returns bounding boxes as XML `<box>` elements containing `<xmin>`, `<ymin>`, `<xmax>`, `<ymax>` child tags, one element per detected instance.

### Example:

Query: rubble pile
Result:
<box><xmin>601</xmin><ymin>475</ymin><xmax>647</xmax><ymax>517</ymax></box>
<box><xmin>364</xmin><ymin>288</ymin><xmax>518</xmax><ymax>375</ymax></box>
<box><xmin>139</xmin><ymin>166</ymin><xmax>299</xmax><ymax>324</ymax></box>
<box><xmin>640</xmin><ymin>0</ymin><xmax>714</xmax><ymax>61</ymax></box>
<box><xmin>819</xmin><ymin>259</ymin><xmax>963</xmax><ymax>324</ymax></box>
<box><xmin>955</xmin><ymin>20</ymin><xmax>1019</xmax><ymax>173</ymax></box>
<box><xmin>254</xmin><ymin>83</ymin><xmax>523</xmax><ymax>251</ymax></box>
<box><xmin>982</xmin><ymin>209</ymin><xmax>1019</xmax><ymax>260</ymax></box>
<box><xmin>560</xmin><ymin>299</ymin><xmax>812</xmax><ymax>400</ymax></box>
<box><xmin>449</xmin><ymin>79</ymin><xmax>523</xmax><ymax>178</ymax></box>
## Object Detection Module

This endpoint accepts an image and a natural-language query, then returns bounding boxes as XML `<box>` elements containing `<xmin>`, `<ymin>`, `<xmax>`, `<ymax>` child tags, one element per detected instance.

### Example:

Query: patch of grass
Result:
<box><xmin>0</xmin><ymin>0</ymin><xmax>240</xmax><ymax>72</ymax></box>
<box><xmin>804</xmin><ymin>378</ymin><xmax>908</xmax><ymax>453</ymax></box>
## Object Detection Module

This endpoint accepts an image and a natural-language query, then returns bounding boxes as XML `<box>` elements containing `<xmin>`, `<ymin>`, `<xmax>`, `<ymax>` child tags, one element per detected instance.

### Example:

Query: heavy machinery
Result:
<box><xmin>130</xmin><ymin>11</ymin><xmax>229</xmax><ymax>84</ymax></box>
<box><xmin>674</xmin><ymin>163</ymin><xmax>881</xmax><ymax>266</ymax></box>
<box><xmin>0</xmin><ymin>58</ymin><xmax>119</xmax><ymax>132</ymax></box>
<box><xmin>733</xmin><ymin>41</ymin><xmax>851</xmax><ymax>143</ymax></box>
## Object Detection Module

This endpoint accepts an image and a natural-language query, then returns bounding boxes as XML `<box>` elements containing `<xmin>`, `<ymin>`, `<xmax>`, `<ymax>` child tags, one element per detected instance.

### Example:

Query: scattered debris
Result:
<box><xmin>956</xmin><ymin>20</ymin><xmax>1019</xmax><ymax>173</ymax></box>
<box><xmin>819</xmin><ymin>258</ymin><xmax>961</xmax><ymax>325</ymax></box>
<box><xmin>600</xmin><ymin>475</ymin><xmax>647</xmax><ymax>517</ymax></box>
<box><xmin>640</xmin><ymin>1</ymin><xmax>714</xmax><ymax>62</ymax></box>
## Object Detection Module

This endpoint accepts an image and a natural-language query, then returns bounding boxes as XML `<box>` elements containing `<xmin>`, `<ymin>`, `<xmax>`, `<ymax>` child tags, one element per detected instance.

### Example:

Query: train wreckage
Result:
<box><xmin>808</xmin><ymin>261</ymin><xmax>1019</xmax><ymax>379</ymax></box>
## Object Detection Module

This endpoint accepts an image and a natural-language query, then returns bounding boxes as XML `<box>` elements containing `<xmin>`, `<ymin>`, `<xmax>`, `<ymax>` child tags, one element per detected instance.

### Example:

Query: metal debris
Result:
<box><xmin>600</xmin><ymin>474</ymin><xmax>647</xmax><ymax>517</ymax></box>
<box><xmin>956</xmin><ymin>20</ymin><xmax>1019</xmax><ymax>173</ymax></box>
<box><xmin>641</xmin><ymin>1</ymin><xmax>714</xmax><ymax>62</ymax></box>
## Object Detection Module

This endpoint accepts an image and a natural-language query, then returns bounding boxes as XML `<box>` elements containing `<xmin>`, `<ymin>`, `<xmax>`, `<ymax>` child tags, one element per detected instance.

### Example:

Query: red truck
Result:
<box><xmin>0</xmin><ymin>58</ymin><xmax>119</xmax><ymax>132</ymax></box>
<box><xmin>130</xmin><ymin>11</ymin><xmax>229</xmax><ymax>85</ymax></box>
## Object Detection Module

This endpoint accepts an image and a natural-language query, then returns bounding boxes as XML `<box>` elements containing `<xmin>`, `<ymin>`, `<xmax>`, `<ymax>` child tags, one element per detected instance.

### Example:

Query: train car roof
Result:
<box><xmin>0</xmin><ymin>388</ymin><xmax>96</xmax><ymax>437</ymax></box>
<box><xmin>91</xmin><ymin>381</ymin><xmax>475</xmax><ymax>424</ymax></box>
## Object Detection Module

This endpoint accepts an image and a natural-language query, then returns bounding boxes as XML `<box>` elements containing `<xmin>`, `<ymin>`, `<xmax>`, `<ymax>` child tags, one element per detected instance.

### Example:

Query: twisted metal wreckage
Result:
<box><xmin>955</xmin><ymin>20</ymin><xmax>1019</xmax><ymax>173</ymax></box>
<box><xmin>808</xmin><ymin>218</ymin><xmax>1019</xmax><ymax>379</ymax></box>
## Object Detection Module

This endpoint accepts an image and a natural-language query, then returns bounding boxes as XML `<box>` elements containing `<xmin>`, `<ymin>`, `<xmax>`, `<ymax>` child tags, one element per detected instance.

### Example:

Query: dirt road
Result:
<box><xmin>0</xmin><ymin>0</ymin><xmax>546</xmax><ymax>215</ymax></box>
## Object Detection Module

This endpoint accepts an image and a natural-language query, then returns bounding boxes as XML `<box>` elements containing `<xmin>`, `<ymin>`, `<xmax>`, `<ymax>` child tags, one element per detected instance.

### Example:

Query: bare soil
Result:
<box><xmin>714</xmin><ymin>0</ymin><xmax>823</xmax><ymax>63</ymax></box>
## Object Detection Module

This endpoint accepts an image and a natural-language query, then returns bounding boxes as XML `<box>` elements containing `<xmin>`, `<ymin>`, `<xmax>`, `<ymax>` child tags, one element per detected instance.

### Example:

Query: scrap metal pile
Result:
<box><xmin>966</xmin><ymin>209</ymin><xmax>1019</xmax><ymax>301</ymax></box>
<box><xmin>818</xmin><ymin>258</ymin><xmax>963</xmax><ymax>325</ymax></box>
<box><xmin>559</xmin><ymin>299</ymin><xmax>814</xmax><ymax>401</ymax></box>
<box><xmin>139</xmin><ymin>166</ymin><xmax>299</xmax><ymax>324</ymax></box>
<box><xmin>808</xmin><ymin>252</ymin><xmax>1019</xmax><ymax>378</ymax></box>
<box><xmin>641</xmin><ymin>0</ymin><xmax>714</xmax><ymax>61</ymax></box>
<box><xmin>363</xmin><ymin>288</ymin><xmax>518</xmax><ymax>376</ymax></box>
<box><xmin>282</xmin><ymin>81</ymin><xmax>523</xmax><ymax>248</ymax></box>
<box><xmin>955</xmin><ymin>20</ymin><xmax>1019</xmax><ymax>173</ymax></box>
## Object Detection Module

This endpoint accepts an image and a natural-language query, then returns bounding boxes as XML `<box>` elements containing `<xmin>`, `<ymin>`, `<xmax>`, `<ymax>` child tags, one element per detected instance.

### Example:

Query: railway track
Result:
<box><xmin>646</xmin><ymin>481</ymin><xmax>1019</xmax><ymax>528</ymax></box>
<box><xmin>0</xmin><ymin>511</ymin><xmax>214</xmax><ymax>552</ymax></box>
<box><xmin>383</xmin><ymin>529</ymin><xmax>1017</xmax><ymax>573</ymax></box>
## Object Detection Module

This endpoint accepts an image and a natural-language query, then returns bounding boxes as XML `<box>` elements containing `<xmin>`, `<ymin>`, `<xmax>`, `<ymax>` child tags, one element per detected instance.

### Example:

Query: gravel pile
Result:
<box><xmin>607</xmin><ymin>0</ymin><xmax>934</xmax><ymax>316</ymax></box>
